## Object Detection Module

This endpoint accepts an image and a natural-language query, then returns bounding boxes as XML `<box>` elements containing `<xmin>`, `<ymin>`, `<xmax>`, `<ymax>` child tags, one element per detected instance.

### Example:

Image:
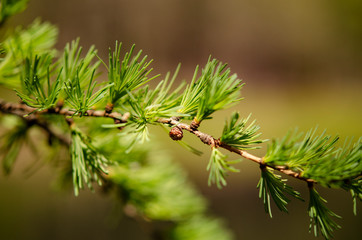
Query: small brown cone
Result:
<box><xmin>169</xmin><ymin>126</ymin><xmax>183</xmax><ymax>141</ymax></box>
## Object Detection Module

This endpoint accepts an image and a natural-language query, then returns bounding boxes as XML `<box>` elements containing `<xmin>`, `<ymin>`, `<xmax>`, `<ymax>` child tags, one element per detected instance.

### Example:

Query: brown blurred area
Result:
<box><xmin>0</xmin><ymin>0</ymin><xmax>361</xmax><ymax>239</ymax></box>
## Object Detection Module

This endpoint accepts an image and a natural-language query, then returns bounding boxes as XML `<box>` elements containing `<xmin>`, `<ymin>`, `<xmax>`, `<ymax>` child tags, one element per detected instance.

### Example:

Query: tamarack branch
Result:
<box><xmin>0</xmin><ymin>4</ymin><xmax>360</xmax><ymax>238</ymax></box>
<box><xmin>0</xmin><ymin>99</ymin><xmax>314</xmax><ymax>183</ymax></box>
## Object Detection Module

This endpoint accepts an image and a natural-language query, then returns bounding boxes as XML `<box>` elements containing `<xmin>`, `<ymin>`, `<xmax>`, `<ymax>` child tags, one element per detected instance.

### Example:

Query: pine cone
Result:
<box><xmin>169</xmin><ymin>126</ymin><xmax>183</xmax><ymax>141</ymax></box>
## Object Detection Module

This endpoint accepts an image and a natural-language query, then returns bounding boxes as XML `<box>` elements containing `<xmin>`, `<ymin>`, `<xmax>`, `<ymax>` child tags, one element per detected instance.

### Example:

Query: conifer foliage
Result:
<box><xmin>0</xmin><ymin>1</ymin><xmax>361</xmax><ymax>239</ymax></box>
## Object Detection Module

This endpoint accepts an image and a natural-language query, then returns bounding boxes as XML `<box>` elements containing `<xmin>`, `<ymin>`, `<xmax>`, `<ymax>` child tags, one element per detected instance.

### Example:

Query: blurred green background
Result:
<box><xmin>0</xmin><ymin>0</ymin><xmax>361</xmax><ymax>239</ymax></box>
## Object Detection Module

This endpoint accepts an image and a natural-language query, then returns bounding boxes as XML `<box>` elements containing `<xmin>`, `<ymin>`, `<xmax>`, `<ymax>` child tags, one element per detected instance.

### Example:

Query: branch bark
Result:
<box><xmin>0</xmin><ymin>99</ymin><xmax>315</xmax><ymax>183</ymax></box>
<box><xmin>0</xmin><ymin>99</ymin><xmax>129</xmax><ymax>122</ymax></box>
<box><xmin>157</xmin><ymin>117</ymin><xmax>315</xmax><ymax>183</ymax></box>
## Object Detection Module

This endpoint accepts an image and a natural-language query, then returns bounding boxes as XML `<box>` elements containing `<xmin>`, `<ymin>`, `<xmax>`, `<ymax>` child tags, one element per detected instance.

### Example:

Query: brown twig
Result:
<box><xmin>0</xmin><ymin>99</ymin><xmax>314</xmax><ymax>183</ymax></box>
<box><xmin>0</xmin><ymin>100</ymin><xmax>71</xmax><ymax>146</ymax></box>
<box><xmin>0</xmin><ymin>99</ymin><xmax>130</xmax><ymax>123</ymax></box>
<box><xmin>157</xmin><ymin>117</ymin><xmax>315</xmax><ymax>183</ymax></box>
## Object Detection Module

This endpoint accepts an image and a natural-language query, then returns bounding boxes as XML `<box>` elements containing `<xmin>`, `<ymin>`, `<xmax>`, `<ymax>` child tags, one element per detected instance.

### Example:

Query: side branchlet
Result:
<box><xmin>15</xmin><ymin>55</ymin><xmax>63</xmax><ymax>112</ymax></box>
<box><xmin>194</xmin><ymin>57</ymin><xmax>244</xmax><ymax>125</ymax></box>
<box><xmin>207</xmin><ymin>147</ymin><xmax>241</xmax><ymax>189</ymax></box>
<box><xmin>220</xmin><ymin>112</ymin><xmax>266</xmax><ymax>150</ymax></box>
<box><xmin>308</xmin><ymin>183</ymin><xmax>341</xmax><ymax>240</ymax></box>
<box><xmin>70</xmin><ymin>126</ymin><xmax>108</xmax><ymax>196</ymax></box>
<box><xmin>105</xmin><ymin>42</ymin><xmax>159</xmax><ymax>106</ymax></box>
<box><xmin>257</xmin><ymin>166</ymin><xmax>303</xmax><ymax>218</ymax></box>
